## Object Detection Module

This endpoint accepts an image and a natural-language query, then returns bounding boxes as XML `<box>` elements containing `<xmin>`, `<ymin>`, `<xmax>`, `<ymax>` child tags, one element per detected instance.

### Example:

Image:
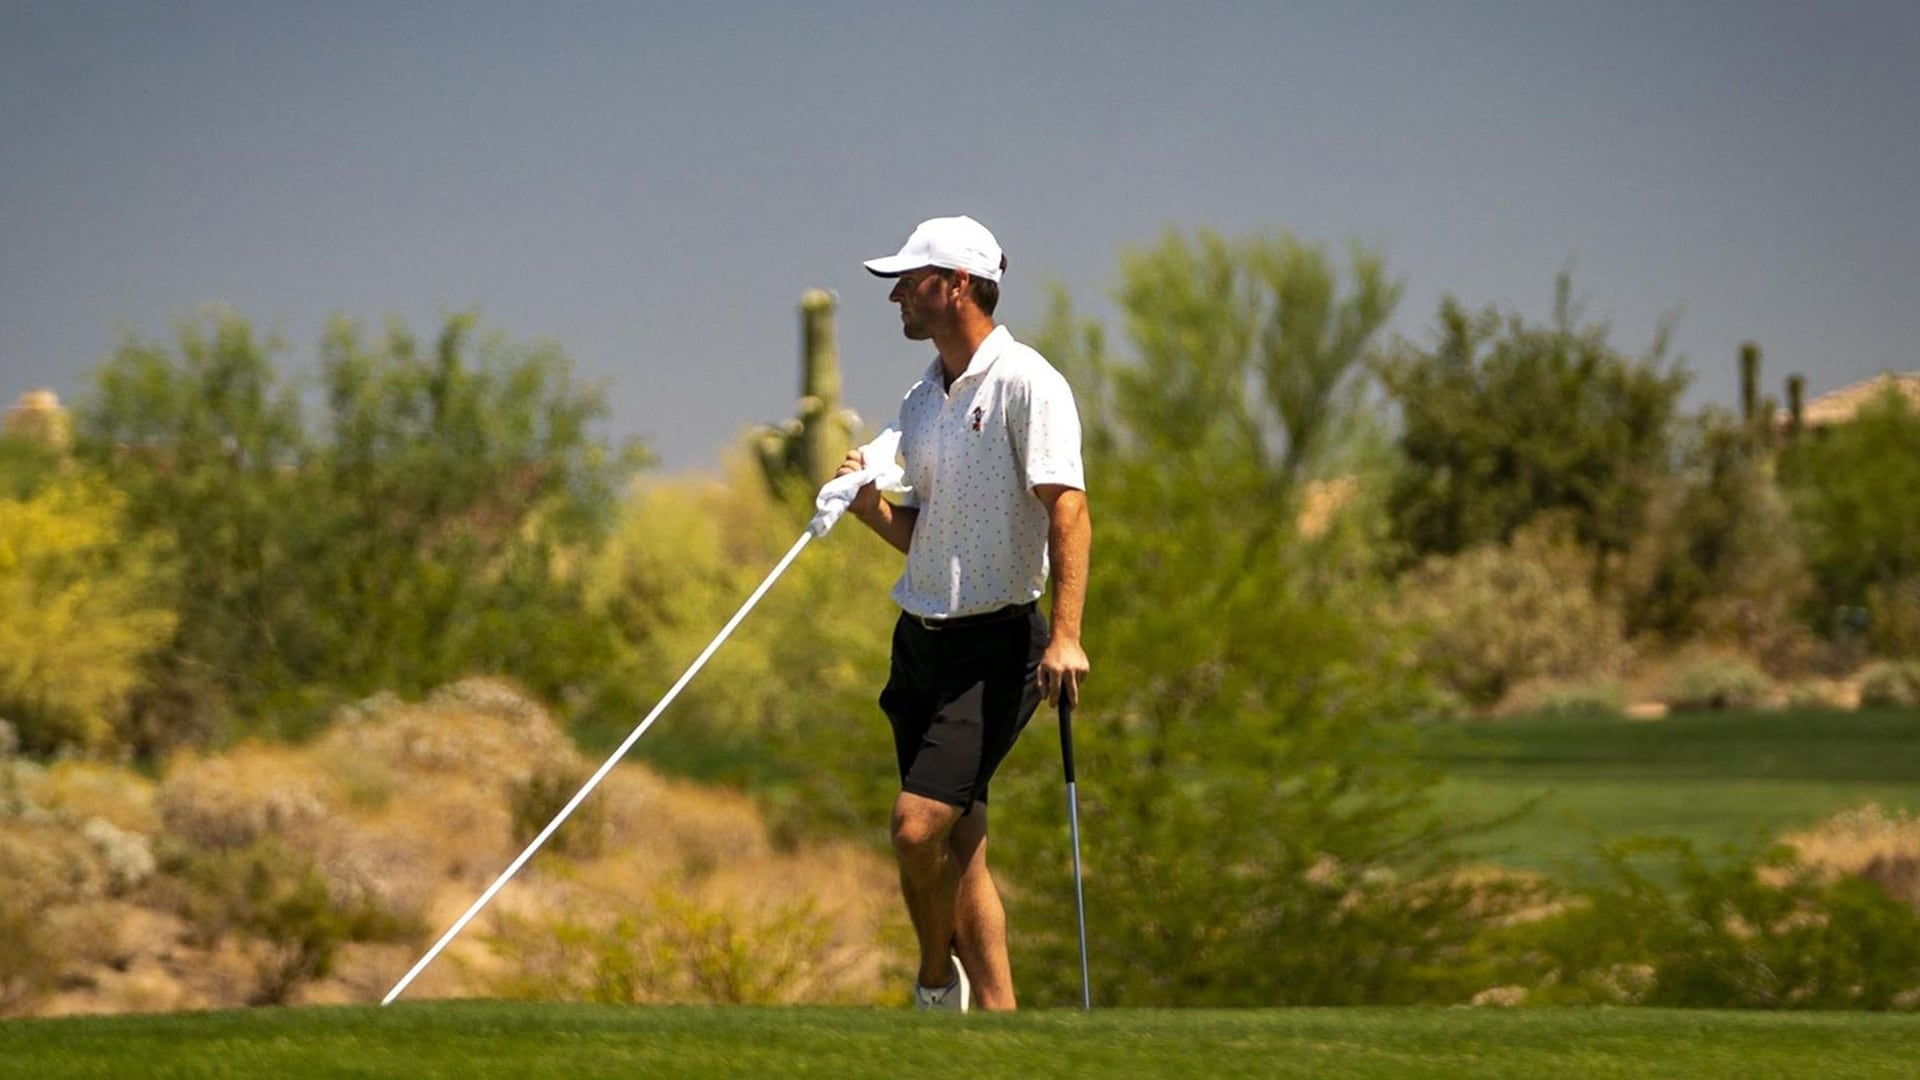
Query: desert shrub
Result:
<box><xmin>315</xmin><ymin>682</ymin><xmax>600</xmax><ymax>911</ymax></box>
<box><xmin>1663</xmin><ymin>657</ymin><xmax>1772</xmax><ymax>712</ymax></box>
<box><xmin>1866</xmin><ymin>578</ymin><xmax>1920</xmax><ymax>659</ymax></box>
<box><xmin>1393</xmin><ymin>522</ymin><xmax>1625</xmax><ymax>708</ymax></box>
<box><xmin>1783</xmin><ymin>804</ymin><xmax>1920</xmax><ymax>912</ymax></box>
<box><xmin>0</xmin><ymin>822</ymin><xmax>111</xmax><ymax>908</ymax></box>
<box><xmin>154</xmin><ymin>736</ymin><xmax>430</xmax><ymax>1003</ymax></box>
<box><xmin>0</xmin><ymin>892</ymin><xmax>60</xmax><ymax>1016</ymax></box>
<box><xmin>315</xmin><ymin>678</ymin><xmax>584</xmax><ymax>895</ymax></box>
<box><xmin>488</xmin><ymin>889</ymin><xmax>871</xmax><ymax>1006</ymax></box>
<box><xmin>0</xmin><ymin>822</ymin><xmax>84</xmax><ymax>1015</ymax></box>
<box><xmin>1505</xmin><ymin>680</ymin><xmax>1628</xmax><ymax>714</ymax></box>
<box><xmin>1858</xmin><ymin>660</ymin><xmax>1920</xmax><ymax>709</ymax></box>
<box><xmin>1784</xmin><ymin>680</ymin><xmax>1855</xmax><ymax>711</ymax></box>
<box><xmin>0</xmin><ymin>813</ymin><xmax>129</xmax><ymax>1015</ymax></box>
<box><xmin>166</xmin><ymin>836</ymin><xmax>416</xmax><ymax>1006</ymax></box>
<box><xmin>1504</xmin><ymin>838</ymin><xmax>1920</xmax><ymax>1008</ymax></box>
<box><xmin>25</xmin><ymin>760</ymin><xmax>159</xmax><ymax>835</ymax></box>
<box><xmin>319</xmin><ymin>746</ymin><xmax>399</xmax><ymax>811</ymax></box>
<box><xmin>509</xmin><ymin>763</ymin><xmax>606</xmax><ymax>859</ymax></box>
<box><xmin>643</xmin><ymin>893</ymin><xmax>835</xmax><ymax>1004</ymax></box>
<box><xmin>157</xmin><ymin>748</ymin><xmax>331</xmax><ymax>851</ymax></box>
<box><xmin>81</xmin><ymin>817</ymin><xmax>156</xmax><ymax>894</ymax></box>
<box><xmin>324</xmin><ymin>680</ymin><xmax>577</xmax><ymax>787</ymax></box>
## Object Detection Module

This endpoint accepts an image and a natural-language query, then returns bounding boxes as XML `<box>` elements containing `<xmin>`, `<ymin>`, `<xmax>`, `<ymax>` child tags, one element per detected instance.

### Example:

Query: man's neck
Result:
<box><xmin>935</xmin><ymin>314</ymin><xmax>998</xmax><ymax>387</ymax></box>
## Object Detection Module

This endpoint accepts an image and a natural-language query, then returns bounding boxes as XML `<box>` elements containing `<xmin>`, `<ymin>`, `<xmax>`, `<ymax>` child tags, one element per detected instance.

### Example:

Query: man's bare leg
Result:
<box><xmin>891</xmin><ymin>791</ymin><xmax>964</xmax><ymax>990</ymax></box>
<box><xmin>949</xmin><ymin>803</ymin><xmax>1016</xmax><ymax>1010</ymax></box>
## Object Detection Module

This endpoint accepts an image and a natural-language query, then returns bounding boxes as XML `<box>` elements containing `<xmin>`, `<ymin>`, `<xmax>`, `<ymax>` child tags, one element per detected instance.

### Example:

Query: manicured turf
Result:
<box><xmin>1423</xmin><ymin>708</ymin><xmax>1920</xmax><ymax>878</ymax></box>
<box><xmin>4</xmin><ymin>1002</ymin><xmax>1920</xmax><ymax>1079</ymax></box>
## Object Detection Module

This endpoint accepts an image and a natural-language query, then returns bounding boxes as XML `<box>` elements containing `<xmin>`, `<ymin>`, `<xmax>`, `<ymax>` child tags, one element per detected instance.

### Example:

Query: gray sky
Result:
<box><xmin>4</xmin><ymin>2</ymin><xmax>1916</xmax><ymax>470</ymax></box>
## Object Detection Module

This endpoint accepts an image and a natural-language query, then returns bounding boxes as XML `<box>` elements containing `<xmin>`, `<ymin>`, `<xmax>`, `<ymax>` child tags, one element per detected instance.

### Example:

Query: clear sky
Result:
<box><xmin>4</xmin><ymin>2</ymin><xmax>1915</xmax><ymax>470</ymax></box>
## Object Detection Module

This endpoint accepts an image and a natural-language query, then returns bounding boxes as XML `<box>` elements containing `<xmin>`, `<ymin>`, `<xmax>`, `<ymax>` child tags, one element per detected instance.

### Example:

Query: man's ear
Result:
<box><xmin>949</xmin><ymin>268</ymin><xmax>972</xmax><ymax>301</ymax></box>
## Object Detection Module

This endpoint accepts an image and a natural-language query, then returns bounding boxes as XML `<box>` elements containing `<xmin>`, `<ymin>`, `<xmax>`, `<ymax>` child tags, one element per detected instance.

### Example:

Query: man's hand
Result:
<box><xmin>1033</xmin><ymin>484</ymin><xmax>1091</xmax><ymax>706</ymax></box>
<box><xmin>839</xmin><ymin>448</ymin><xmax>917</xmax><ymax>553</ymax></box>
<box><xmin>1038</xmin><ymin>635</ymin><xmax>1090</xmax><ymax>706</ymax></box>
<box><xmin>835</xmin><ymin>449</ymin><xmax>879</xmax><ymax>516</ymax></box>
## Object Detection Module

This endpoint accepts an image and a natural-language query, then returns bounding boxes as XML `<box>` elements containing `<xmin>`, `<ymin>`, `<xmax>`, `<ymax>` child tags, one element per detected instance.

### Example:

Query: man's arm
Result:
<box><xmin>1033</xmin><ymin>484</ymin><xmax>1091</xmax><ymax>704</ymax></box>
<box><xmin>837</xmin><ymin>449</ymin><xmax>918</xmax><ymax>555</ymax></box>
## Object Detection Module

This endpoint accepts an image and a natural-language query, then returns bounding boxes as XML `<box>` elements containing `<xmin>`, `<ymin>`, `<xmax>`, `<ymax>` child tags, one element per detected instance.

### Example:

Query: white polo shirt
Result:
<box><xmin>891</xmin><ymin>325</ymin><xmax>1085</xmax><ymax>619</ymax></box>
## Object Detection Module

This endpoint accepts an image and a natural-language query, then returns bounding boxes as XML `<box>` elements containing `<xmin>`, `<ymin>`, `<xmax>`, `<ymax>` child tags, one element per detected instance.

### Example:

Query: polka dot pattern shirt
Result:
<box><xmin>891</xmin><ymin>325</ymin><xmax>1085</xmax><ymax>618</ymax></box>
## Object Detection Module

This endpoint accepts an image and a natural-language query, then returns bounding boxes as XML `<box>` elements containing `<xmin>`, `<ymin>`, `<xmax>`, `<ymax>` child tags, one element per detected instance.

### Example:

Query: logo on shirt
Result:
<box><xmin>970</xmin><ymin>406</ymin><xmax>985</xmax><ymax>432</ymax></box>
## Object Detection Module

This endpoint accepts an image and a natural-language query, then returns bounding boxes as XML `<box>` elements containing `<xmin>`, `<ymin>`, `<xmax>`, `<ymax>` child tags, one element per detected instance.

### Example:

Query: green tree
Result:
<box><xmin>76</xmin><ymin>312</ymin><xmax>308</xmax><ymax>745</ymax></box>
<box><xmin>75</xmin><ymin>309</ymin><xmax>640</xmax><ymax>747</ymax></box>
<box><xmin>1377</xmin><ymin>278</ymin><xmax>1689</xmax><ymax>564</ymax></box>
<box><xmin>993</xmin><ymin>230</ymin><xmax>1486</xmax><ymax>1006</ymax></box>
<box><xmin>304</xmin><ymin>313</ymin><xmax>637</xmax><ymax>706</ymax></box>
<box><xmin>1779</xmin><ymin>383</ymin><xmax>1920</xmax><ymax>655</ymax></box>
<box><xmin>0</xmin><ymin>436</ymin><xmax>65</xmax><ymax>501</ymax></box>
<box><xmin>1621</xmin><ymin>408</ymin><xmax>1812</xmax><ymax>663</ymax></box>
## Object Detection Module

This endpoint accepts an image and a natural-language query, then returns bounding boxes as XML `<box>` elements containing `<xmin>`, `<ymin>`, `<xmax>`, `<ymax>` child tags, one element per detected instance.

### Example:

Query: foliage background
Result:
<box><xmin>3</xmin><ymin>225</ymin><xmax>1919</xmax><ymax>1015</ymax></box>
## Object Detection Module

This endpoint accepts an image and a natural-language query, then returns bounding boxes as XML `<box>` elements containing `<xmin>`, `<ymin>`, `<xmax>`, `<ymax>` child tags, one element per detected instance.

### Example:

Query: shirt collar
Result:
<box><xmin>922</xmin><ymin>325</ymin><xmax>1012</xmax><ymax>386</ymax></box>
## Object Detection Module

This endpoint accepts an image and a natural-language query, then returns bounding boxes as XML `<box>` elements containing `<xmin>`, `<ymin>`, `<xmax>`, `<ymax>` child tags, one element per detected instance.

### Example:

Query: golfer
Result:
<box><xmin>839</xmin><ymin>215</ymin><xmax>1091</xmax><ymax>1012</ymax></box>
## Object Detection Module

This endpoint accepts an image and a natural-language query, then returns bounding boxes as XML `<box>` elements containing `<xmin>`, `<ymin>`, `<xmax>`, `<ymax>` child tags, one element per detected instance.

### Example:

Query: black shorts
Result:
<box><xmin>879</xmin><ymin>604</ymin><xmax>1048</xmax><ymax>812</ymax></box>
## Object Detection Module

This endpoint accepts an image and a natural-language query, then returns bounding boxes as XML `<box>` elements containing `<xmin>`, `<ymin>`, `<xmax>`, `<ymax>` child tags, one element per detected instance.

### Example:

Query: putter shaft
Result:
<box><xmin>1060</xmin><ymin>695</ymin><xmax>1091</xmax><ymax>1011</ymax></box>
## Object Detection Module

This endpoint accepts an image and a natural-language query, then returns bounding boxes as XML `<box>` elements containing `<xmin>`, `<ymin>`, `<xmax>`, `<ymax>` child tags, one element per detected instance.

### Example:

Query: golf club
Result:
<box><xmin>1060</xmin><ymin>693</ymin><xmax>1091</xmax><ymax>1011</ymax></box>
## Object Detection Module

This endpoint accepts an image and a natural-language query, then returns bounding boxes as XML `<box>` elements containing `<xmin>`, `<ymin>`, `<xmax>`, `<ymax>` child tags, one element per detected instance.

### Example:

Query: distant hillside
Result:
<box><xmin>1787</xmin><ymin>371</ymin><xmax>1920</xmax><ymax>429</ymax></box>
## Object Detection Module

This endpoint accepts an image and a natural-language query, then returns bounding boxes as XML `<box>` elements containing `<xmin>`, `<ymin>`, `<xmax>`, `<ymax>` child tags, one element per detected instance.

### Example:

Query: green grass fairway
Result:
<box><xmin>1424</xmin><ymin>708</ymin><xmax>1920</xmax><ymax>879</ymax></box>
<box><xmin>4</xmin><ymin>1002</ymin><xmax>1920</xmax><ymax>1079</ymax></box>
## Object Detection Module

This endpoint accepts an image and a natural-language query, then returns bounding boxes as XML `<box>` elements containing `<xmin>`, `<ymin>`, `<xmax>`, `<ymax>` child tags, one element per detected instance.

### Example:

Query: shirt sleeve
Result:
<box><xmin>1012</xmin><ymin>359</ymin><xmax>1086</xmax><ymax>493</ymax></box>
<box><xmin>893</xmin><ymin>382</ymin><xmax>924</xmax><ymax>509</ymax></box>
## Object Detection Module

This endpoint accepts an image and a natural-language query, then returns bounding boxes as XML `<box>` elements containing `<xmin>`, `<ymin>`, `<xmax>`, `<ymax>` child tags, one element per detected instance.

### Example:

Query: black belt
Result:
<box><xmin>907</xmin><ymin>601</ymin><xmax>1037</xmax><ymax>632</ymax></box>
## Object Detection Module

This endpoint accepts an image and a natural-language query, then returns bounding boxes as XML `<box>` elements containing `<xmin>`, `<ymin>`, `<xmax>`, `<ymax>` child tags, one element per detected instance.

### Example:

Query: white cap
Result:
<box><xmin>863</xmin><ymin>215</ymin><xmax>1004</xmax><ymax>283</ymax></box>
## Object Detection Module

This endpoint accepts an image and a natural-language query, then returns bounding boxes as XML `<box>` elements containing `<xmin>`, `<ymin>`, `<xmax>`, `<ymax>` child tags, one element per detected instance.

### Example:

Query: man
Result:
<box><xmin>839</xmin><ymin>215</ymin><xmax>1091</xmax><ymax>1012</ymax></box>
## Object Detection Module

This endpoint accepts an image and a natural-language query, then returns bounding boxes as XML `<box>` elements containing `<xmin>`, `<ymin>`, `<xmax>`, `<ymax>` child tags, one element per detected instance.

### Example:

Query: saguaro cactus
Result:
<box><xmin>796</xmin><ymin>288</ymin><xmax>847</xmax><ymax>485</ymax></box>
<box><xmin>755</xmin><ymin>290</ymin><xmax>857</xmax><ymax>496</ymax></box>
<box><xmin>1739</xmin><ymin>341</ymin><xmax>1761</xmax><ymax>426</ymax></box>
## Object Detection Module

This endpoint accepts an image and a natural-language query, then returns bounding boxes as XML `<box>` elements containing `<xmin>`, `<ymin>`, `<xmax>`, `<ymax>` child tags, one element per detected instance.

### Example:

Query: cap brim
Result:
<box><xmin>863</xmin><ymin>254</ymin><xmax>926</xmax><ymax>277</ymax></box>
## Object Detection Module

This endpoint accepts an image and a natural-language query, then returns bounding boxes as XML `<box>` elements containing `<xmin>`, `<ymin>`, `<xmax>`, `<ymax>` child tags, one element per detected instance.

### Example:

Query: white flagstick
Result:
<box><xmin>382</xmin><ymin>529</ymin><xmax>815</xmax><ymax>1006</ymax></box>
<box><xmin>382</xmin><ymin>426</ymin><xmax>904</xmax><ymax>1006</ymax></box>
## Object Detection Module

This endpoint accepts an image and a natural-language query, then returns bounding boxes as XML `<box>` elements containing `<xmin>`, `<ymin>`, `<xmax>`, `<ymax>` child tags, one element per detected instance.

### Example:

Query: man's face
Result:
<box><xmin>888</xmin><ymin>267</ymin><xmax>957</xmax><ymax>341</ymax></box>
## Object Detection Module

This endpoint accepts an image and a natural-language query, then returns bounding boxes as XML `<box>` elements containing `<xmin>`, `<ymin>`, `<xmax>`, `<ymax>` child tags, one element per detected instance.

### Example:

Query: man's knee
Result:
<box><xmin>892</xmin><ymin>793</ymin><xmax>961</xmax><ymax>862</ymax></box>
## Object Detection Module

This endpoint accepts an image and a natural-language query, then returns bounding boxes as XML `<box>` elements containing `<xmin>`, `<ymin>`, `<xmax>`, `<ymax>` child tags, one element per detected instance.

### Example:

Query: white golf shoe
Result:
<box><xmin>913</xmin><ymin>955</ymin><xmax>970</xmax><ymax>1012</ymax></box>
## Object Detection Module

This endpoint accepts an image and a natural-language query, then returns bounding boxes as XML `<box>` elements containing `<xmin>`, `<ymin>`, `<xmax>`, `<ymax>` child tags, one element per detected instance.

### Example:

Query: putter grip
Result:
<box><xmin>1058</xmin><ymin>697</ymin><xmax>1076</xmax><ymax>784</ymax></box>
